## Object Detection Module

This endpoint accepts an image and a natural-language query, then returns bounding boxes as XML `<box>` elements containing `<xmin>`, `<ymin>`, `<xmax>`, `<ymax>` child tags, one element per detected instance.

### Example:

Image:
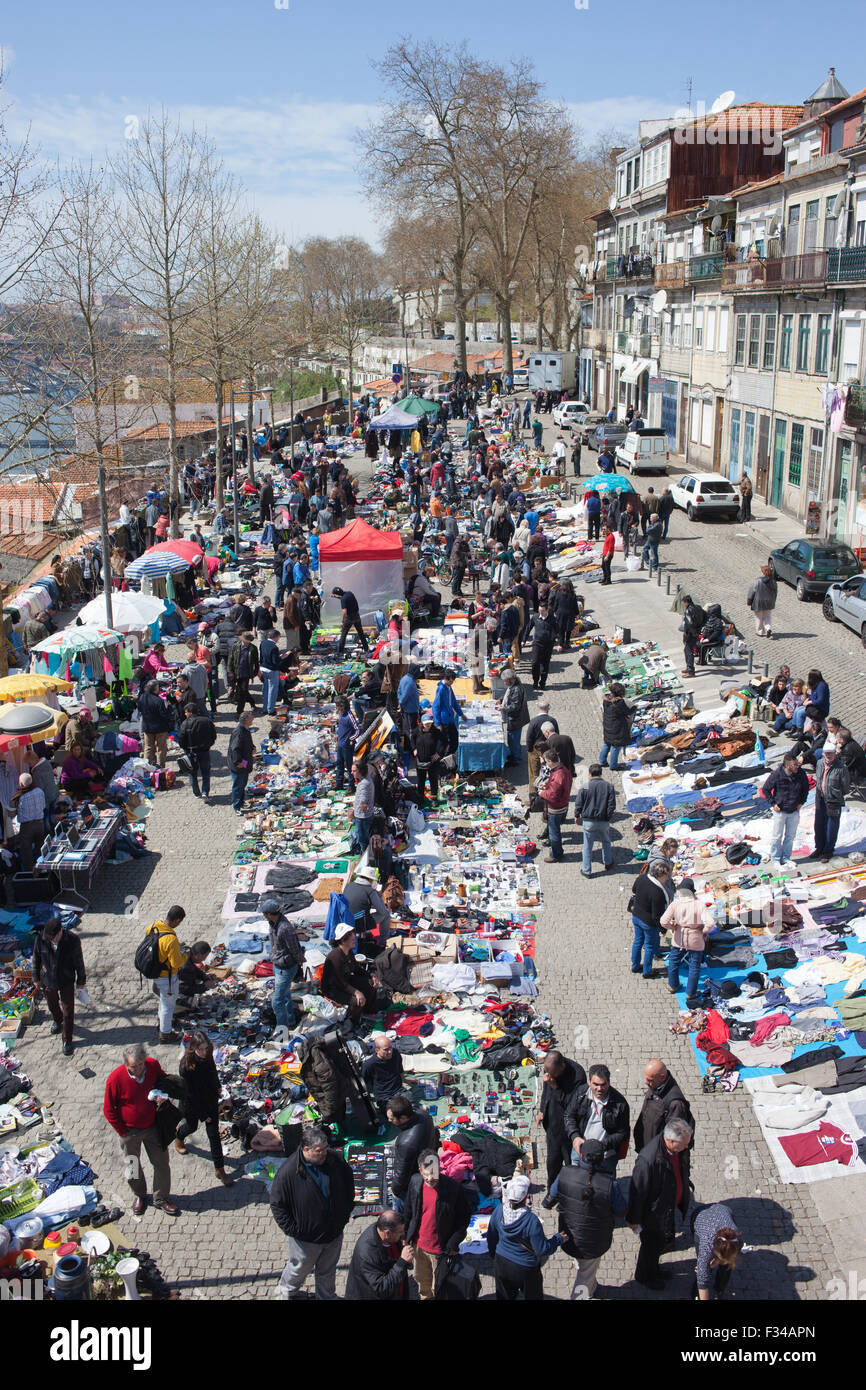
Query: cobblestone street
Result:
<box><xmin>13</xmin><ymin>427</ymin><xmax>866</xmax><ymax>1302</ymax></box>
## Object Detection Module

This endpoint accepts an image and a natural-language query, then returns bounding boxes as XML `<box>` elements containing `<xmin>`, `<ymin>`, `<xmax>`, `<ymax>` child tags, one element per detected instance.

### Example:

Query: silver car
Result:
<box><xmin>823</xmin><ymin>574</ymin><xmax>866</xmax><ymax>646</ymax></box>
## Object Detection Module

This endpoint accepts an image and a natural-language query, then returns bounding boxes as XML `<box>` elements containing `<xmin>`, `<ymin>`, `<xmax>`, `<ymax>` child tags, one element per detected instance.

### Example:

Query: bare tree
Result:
<box><xmin>364</xmin><ymin>41</ymin><xmax>478</xmax><ymax>373</ymax></box>
<box><xmin>295</xmin><ymin>235</ymin><xmax>385</xmax><ymax>410</ymax></box>
<box><xmin>231</xmin><ymin>216</ymin><xmax>293</xmax><ymax>484</ymax></box>
<box><xmin>112</xmin><ymin>112</ymin><xmax>213</xmax><ymax>536</ymax></box>
<box><xmin>465</xmin><ymin>60</ymin><xmax>576</xmax><ymax>375</ymax></box>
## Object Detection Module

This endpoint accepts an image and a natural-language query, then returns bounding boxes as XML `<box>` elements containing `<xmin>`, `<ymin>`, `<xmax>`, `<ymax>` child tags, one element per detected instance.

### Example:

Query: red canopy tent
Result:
<box><xmin>318</xmin><ymin>520</ymin><xmax>404</xmax><ymax>622</ymax></box>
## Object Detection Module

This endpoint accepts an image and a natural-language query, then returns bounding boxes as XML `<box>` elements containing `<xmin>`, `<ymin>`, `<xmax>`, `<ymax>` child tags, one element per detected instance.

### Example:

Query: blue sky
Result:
<box><xmin>2</xmin><ymin>0</ymin><xmax>859</xmax><ymax>245</ymax></box>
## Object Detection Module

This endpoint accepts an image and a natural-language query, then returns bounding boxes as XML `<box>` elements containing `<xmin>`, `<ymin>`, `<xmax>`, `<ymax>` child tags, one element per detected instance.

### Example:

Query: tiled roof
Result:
<box><xmin>410</xmin><ymin>352</ymin><xmax>457</xmax><ymax>371</ymax></box>
<box><xmin>123</xmin><ymin>418</ymin><xmax>216</xmax><ymax>441</ymax></box>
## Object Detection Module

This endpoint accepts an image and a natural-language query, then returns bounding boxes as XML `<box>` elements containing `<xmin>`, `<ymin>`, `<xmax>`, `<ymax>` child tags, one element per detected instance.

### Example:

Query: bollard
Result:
<box><xmin>666</xmin><ymin>574</ymin><xmax>671</xmax><ymax>595</ymax></box>
<box><xmin>763</xmin><ymin>662</ymin><xmax>769</xmax><ymax>679</ymax></box>
<box><xmin>657</xmin><ymin>566</ymin><xmax>662</xmax><ymax>586</ymax></box>
<box><xmin>747</xmin><ymin>649</ymin><xmax>754</xmax><ymax>673</ymax></box>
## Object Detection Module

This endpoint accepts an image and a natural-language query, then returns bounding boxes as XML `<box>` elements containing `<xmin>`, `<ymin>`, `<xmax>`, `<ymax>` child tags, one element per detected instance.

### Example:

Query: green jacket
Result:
<box><xmin>228</xmin><ymin>639</ymin><xmax>260</xmax><ymax>680</ymax></box>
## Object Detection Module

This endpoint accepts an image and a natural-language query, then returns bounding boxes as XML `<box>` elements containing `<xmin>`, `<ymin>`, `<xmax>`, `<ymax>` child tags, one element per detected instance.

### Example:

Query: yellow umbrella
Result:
<box><xmin>0</xmin><ymin>673</ymin><xmax>74</xmax><ymax>703</ymax></box>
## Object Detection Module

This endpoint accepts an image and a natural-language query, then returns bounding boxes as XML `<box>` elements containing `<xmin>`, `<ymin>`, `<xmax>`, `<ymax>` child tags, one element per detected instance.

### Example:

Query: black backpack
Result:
<box><xmin>134</xmin><ymin>928</ymin><xmax>167</xmax><ymax>981</ymax></box>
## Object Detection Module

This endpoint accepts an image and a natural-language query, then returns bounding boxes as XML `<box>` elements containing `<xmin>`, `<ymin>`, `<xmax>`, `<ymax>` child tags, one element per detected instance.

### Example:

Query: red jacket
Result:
<box><xmin>602</xmin><ymin>531</ymin><xmax>616</xmax><ymax>559</ymax></box>
<box><xmin>103</xmin><ymin>1058</ymin><xmax>165</xmax><ymax>1136</ymax></box>
<box><xmin>539</xmin><ymin>764</ymin><xmax>573</xmax><ymax>813</ymax></box>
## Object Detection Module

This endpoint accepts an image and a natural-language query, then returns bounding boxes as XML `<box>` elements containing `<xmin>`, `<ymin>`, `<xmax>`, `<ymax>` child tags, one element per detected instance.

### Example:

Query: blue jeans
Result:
<box><xmin>231</xmin><ymin>769</ymin><xmax>249</xmax><ymax>811</ymax></box>
<box><xmin>506</xmin><ymin>727</ymin><xmax>522</xmax><ymax>763</ymax></box>
<box><xmin>662</xmin><ymin>514</ymin><xmax>670</xmax><ymax>538</ymax></box>
<box><xmin>273</xmin><ymin>963</ymin><xmax>298</xmax><ymax>1030</ymax></box>
<box><xmin>667</xmin><ymin>947</ymin><xmax>703</xmax><ymax>997</ymax></box>
<box><xmin>641</xmin><ymin>540</ymin><xmax>659</xmax><ymax>569</ymax></box>
<box><xmin>791</xmin><ymin>706</ymin><xmax>808</xmax><ymax>732</ymax></box>
<box><xmin>547</xmin><ymin>810</ymin><xmax>566</xmax><ymax>860</ymax></box>
<box><xmin>354</xmin><ymin>816</ymin><xmax>373</xmax><ymax>853</ymax></box>
<box><xmin>631</xmin><ymin>916</ymin><xmax>660</xmax><ymax>976</ymax></box>
<box><xmin>772</xmin><ymin>712</ymin><xmax>795</xmax><ymax>733</ymax></box>
<box><xmin>335</xmin><ymin>745</ymin><xmax>353</xmax><ymax>790</ymax></box>
<box><xmin>598</xmin><ymin>743</ymin><xmax>621</xmax><ymax>770</ymax></box>
<box><xmin>261</xmin><ymin>668</ymin><xmax>280</xmax><ymax>714</ymax></box>
<box><xmin>581</xmin><ymin>819</ymin><xmax>612</xmax><ymax>874</ymax></box>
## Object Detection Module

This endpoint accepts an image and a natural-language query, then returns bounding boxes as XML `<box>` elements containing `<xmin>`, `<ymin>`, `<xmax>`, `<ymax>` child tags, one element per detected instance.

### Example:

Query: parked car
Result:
<box><xmin>823</xmin><ymin>574</ymin><xmax>866</xmax><ymax>642</ymax></box>
<box><xmin>586</xmin><ymin>422</ymin><xmax>629</xmax><ymax>454</ymax></box>
<box><xmin>552</xmin><ymin>400</ymin><xmax>591</xmax><ymax>429</ymax></box>
<box><xmin>424</xmin><ymin>385</ymin><xmax>452</xmax><ymax>404</ymax></box>
<box><xmin>669</xmin><ymin>473</ymin><xmax>739</xmax><ymax>521</ymax></box>
<box><xmin>770</xmin><ymin>538</ymin><xmax>862</xmax><ymax>601</ymax></box>
<box><xmin>511</xmin><ymin>368</ymin><xmax>529</xmax><ymax>390</ymax></box>
<box><xmin>615</xmin><ymin>428</ymin><xmax>670</xmax><ymax>475</ymax></box>
<box><xmin>573</xmin><ymin>410</ymin><xmax>605</xmax><ymax>444</ymax></box>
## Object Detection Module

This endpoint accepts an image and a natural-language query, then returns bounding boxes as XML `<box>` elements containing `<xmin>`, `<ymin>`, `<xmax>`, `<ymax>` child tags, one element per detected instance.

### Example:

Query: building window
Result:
<box><xmin>701</xmin><ymin>401</ymin><xmax>713</xmax><ymax>448</ymax></box>
<box><xmin>742</xmin><ymin>410</ymin><xmax>755</xmax><ymax>477</ymax></box>
<box><xmin>672</xmin><ymin>309</ymin><xmax>681</xmax><ymax>347</ymax></box>
<box><xmin>779</xmin><ymin>314</ymin><xmax>793</xmax><ymax>370</ymax></box>
<box><xmin>763</xmin><ymin>314</ymin><xmax>777</xmax><ymax>370</ymax></box>
<box><xmin>787</xmin><ymin>204</ymin><xmax>801</xmax><ymax>256</ymax></box>
<box><xmin>706</xmin><ymin>306</ymin><xmax>716</xmax><ymax>351</ymax></box>
<box><xmin>663</xmin><ymin>314</ymin><xmax>671</xmax><ymax>346</ymax></box>
<box><xmin>808</xmin><ymin>426</ymin><xmax>824</xmax><ymax>494</ymax></box>
<box><xmin>683</xmin><ymin>309</ymin><xmax>693</xmax><ymax>349</ymax></box>
<box><xmin>803</xmin><ymin>199</ymin><xmax>820</xmax><ymax>254</ymax></box>
<box><xmin>735</xmin><ymin>313</ymin><xmax>747</xmax><ymax>366</ymax></box>
<box><xmin>824</xmin><ymin>195</ymin><xmax>838</xmax><ymax>251</ymax></box>
<box><xmin>729</xmin><ymin>407</ymin><xmax>741</xmax><ymax>477</ymax></box>
<box><xmin>718</xmin><ymin>307</ymin><xmax>729</xmax><ymax>354</ymax></box>
<box><xmin>748</xmin><ymin>314</ymin><xmax>761</xmax><ymax>367</ymax></box>
<box><xmin>694</xmin><ymin>308</ymin><xmax>704</xmax><ymax>348</ymax></box>
<box><xmin>789</xmin><ymin>421</ymin><xmax>804</xmax><ymax>486</ymax></box>
<box><xmin>815</xmin><ymin>314</ymin><xmax>831</xmax><ymax>375</ymax></box>
<box><xmin>796</xmin><ymin>314</ymin><xmax>812</xmax><ymax>373</ymax></box>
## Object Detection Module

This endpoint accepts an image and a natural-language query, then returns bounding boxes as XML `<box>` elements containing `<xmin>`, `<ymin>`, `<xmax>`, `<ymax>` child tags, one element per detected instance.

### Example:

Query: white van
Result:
<box><xmin>615</xmin><ymin>428</ymin><xmax>670</xmax><ymax>475</ymax></box>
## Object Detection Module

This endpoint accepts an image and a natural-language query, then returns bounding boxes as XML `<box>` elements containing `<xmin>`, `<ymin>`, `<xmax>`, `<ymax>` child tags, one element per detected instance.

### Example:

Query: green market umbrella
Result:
<box><xmin>399</xmin><ymin>394</ymin><xmax>441</xmax><ymax>418</ymax></box>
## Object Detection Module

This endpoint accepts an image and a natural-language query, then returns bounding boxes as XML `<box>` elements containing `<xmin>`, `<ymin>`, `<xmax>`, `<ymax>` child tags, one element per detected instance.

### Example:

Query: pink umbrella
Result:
<box><xmin>144</xmin><ymin>539</ymin><xmax>203</xmax><ymax>566</ymax></box>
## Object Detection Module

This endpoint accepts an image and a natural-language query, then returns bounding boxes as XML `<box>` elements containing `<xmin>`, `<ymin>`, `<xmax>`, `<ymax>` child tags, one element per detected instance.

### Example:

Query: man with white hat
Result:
<box><xmin>320</xmin><ymin>924</ymin><xmax>376</xmax><ymax>1022</ymax></box>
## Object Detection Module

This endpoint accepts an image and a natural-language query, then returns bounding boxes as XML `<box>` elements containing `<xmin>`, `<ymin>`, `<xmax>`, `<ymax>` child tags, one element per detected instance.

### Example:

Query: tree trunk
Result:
<box><xmin>246</xmin><ymin>387</ymin><xmax>255</xmax><ymax>484</ymax></box>
<box><xmin>501</xmin><ymin>299</ymin><xmax>514</xmax><ymax>376</ymax></box>
<box><xmin>536</xmin><ymin>303</ymin><xmax>544</xmax><ymax>350</ymax></box>
<box><xmin>215</xmin><ymin>377</ymin><xmax>224</xmax><ymax>510</ymax></box>
<box><xmin>167</xmin><ymin>356</ymin><xmax>180</xmax><ymax>539</ymax></box>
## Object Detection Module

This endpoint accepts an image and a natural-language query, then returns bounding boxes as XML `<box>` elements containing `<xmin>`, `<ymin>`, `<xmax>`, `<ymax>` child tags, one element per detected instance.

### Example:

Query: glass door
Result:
<box><xmin>836</xmin><ymin>441</ymin><xmax>852</xmax><ymax>541</ymax></box>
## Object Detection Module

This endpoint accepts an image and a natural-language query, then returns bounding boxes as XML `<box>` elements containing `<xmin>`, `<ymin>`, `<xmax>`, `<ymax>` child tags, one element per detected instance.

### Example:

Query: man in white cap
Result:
<box><xmin>320</xmin><ymin>924</ymin><xmax>377</xmax><ymax>1022</ymax></box>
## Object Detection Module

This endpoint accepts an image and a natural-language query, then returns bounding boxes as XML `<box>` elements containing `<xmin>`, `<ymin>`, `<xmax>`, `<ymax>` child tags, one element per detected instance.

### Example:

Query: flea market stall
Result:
<box><xmin>318</xmin><ymin>519</ymin><xmax>405</xmax><ymax>625</ymax></box>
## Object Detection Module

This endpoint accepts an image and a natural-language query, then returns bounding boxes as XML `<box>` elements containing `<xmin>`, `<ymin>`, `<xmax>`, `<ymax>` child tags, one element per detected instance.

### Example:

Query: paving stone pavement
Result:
<box><xmin>11</xmin><ymin>424</ymin><xmax>861</xmax><ymax>1301</ymax></box>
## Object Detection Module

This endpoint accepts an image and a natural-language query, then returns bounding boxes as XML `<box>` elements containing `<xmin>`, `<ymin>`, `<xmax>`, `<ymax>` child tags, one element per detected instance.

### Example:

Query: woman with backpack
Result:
<box><xmin>174</xmin><ymin>1030</ymin><xmax>234</xmax><ymax>1187</ymax></box>
<box><xmin>486</xmin><ymin>1173</ymin><xmax>563</xmax><ymax>1300</ymax></box>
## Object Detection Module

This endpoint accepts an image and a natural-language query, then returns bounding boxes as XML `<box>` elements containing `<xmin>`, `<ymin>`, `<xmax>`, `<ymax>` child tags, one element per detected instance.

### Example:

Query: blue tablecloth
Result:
<box><xmin>457</xmin><ymin>740</ymin><xmax>506</xmax><ymax>773</ymax></box>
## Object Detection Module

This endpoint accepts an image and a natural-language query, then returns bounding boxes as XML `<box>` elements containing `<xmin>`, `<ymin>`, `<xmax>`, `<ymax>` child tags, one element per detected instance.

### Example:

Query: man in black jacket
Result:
<box><xmin>528</xmin><ymin>603</ymin><xmax>557</xmax><ymax>690</ymax></box>
<box><xmin>537</xmin><ymin>1051</ymin><xmax>587</xmax><ymax>1206</ymax></box>
<box><xmin>626</xmin><ymin>1119</ymin><xmax>693</xmax><ymax>1289</ymax></box>
<box><xmin>32</xmin><ymin>917</ymin><xmax>86</xmax><ymax>1055</ymax></box>
<box><xmin>177</xmin><ymin>700</ymin><xmax>217</xmax><ymax>799</ymax></box>
<box><xmin>500</xmin><ymin>669</ymin><xmax>529</xmax><ymax>766</ymax></box>
<box><xmin>679</xmin><ymin>594</ymin><xmax>706</xmax><ymax>678</ymax></box>
<box><xmin>228</xmin><ymin>710</ymin><xmax>255</xmax><ymax>813</ymax></box>
<box><xmin>137</xmin><ymin>680</ymin><xmax>174</xmax><ymax>769</ymax></box>
<box><xmin>404</xmin><ymin>1149</ymin><xmax>471</xmax><ymax>1301</ymax></box>
<box><xmin>565</xmin><ymin>1064</ymin><xmax>630</xmax><ymax>1174</ymax></box>
<box><xmin>345</xmin><ymin>1210</ymin><xmax>413</xmax><ymax>1300</ymax></box>
<box><xmin>574</xmin><ymin>763</ymin><xmax>616</xmax><ymax>877</ymax></box>
<box><xmin>557</xmin><ymin>1138</ymin><xmax>626</xmax><ymax>1299</ymax></box>
<box><xmin>386</xmin><ymin>1094</ymin><xmax>437</xmax><ymax>1208</ymax></box>
<box><xmin>762</xmin><ymin>753</ymin><xmax>810</xmax><ymax>864</ymax></box>
<box><xmin>633</xmin><ymin>1059</ymin><xmax>694</xmax><ymax>1152</ymax></box>
<box><xmin>271</xmin><ymin>1125</ymin><xmax>356</xmax><ymax>1299</ymax></box>
<box><xmin>526</xmin><ymin>700</ymin><xmax>558</xmax><ymax>785</ymax></box>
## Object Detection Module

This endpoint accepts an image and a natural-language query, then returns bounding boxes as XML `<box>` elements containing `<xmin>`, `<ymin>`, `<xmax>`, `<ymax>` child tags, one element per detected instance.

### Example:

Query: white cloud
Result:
<box><xmin>0</xmin><ymin>45</ymin><xmax>14</xmax><ymax>75</ymax></box>
<box><xmin>567</xmin><ymin>96</ymin><xmax>677</xmax><ymax>146</ymax></box>
<box><xmin>4</xmin><ymin>91</ymin><xmax>384</xmax><ymax>238</ymax></box>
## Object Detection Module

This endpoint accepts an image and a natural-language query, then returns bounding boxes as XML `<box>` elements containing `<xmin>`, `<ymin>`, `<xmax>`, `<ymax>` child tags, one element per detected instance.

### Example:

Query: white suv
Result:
<box><xmin>670</xmin><ymin>473</ymin><xmax>739</xmax><ymax>521</ymax></box>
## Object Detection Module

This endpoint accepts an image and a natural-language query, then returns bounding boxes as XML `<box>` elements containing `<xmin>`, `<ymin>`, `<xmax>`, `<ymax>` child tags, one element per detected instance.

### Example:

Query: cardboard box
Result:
<box><xmin>394</xmin><ymin>933</ymin><xmax>458</xmax><ymax>963</ymax></box>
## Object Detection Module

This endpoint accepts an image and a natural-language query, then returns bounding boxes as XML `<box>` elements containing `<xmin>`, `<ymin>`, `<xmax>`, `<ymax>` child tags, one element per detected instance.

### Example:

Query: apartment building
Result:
<box><xmin>588</xmin><ymin>70</ymin><xmax>866</xmax><ymax>545</ymax></box>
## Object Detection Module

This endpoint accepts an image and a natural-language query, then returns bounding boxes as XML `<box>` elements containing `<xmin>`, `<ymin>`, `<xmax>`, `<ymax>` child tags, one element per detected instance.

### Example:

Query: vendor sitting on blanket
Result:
<box><xmin>321</xmin><ymin>923</ymin><xmax>378</xmax><ymax>1023</ymax></box>
<box><xmin>60</xmin><ymin>742</ymin><xmax>104</xmax><ymax>799</ymax></box>
<box><xmin>140</xmin><ymin>641</ymin><xmax>172</xmax><ymax>680</ymax></box>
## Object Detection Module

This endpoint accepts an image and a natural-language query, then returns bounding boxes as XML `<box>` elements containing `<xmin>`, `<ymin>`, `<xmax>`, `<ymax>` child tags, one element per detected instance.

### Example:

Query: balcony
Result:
<box><xmin>606</xmin><ymin>254</ymin><xmax>654</xmax><ymax>281</ymax></box>
<box><xmin>722</xmin><ymin>251</ymin><xmax>828</xmax><ymax>291</ymax></box>
<box><xmin>584</xmin><ymin>327</ymin><xmax>607</xmax><ymax>351</ymax></box>
<box><xmin>616</xmin><ymin>330</ymin><xmax>628</xmax><ymax>351</ymax></box>
<box><xmin>688</xmin><ymin>251</ymin><xmax>725</xmax><ymax>283</ymax></box>
<box><xmin>827</xmin><ymin>247</ymin><xmax>866</xmax><ymax>283</ymax></box>
<box><xmin>655</xmin><ymin>261</ymin><xmax>687</xmax><ymax>289</ymax></box>
<box><xmin>845</xmin><ymin>385</ymin><xmax>866</xmax><ymax>429</ymax></box>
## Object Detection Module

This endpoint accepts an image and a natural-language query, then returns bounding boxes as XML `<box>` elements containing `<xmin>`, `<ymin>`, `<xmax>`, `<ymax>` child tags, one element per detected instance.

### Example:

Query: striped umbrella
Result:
<box><xmin>144</xmin><ymin>539</ymin><xmax>203</xmax><ymax>566</ymax></box>
<box><xmin>125</xmin><ymin>550</ymin><xmax>191</xmax><ymax>580</ymax></box>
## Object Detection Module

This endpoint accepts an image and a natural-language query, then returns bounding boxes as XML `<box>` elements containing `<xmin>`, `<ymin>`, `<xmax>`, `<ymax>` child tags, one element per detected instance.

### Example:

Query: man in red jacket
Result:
<box><xmin>103</xmin><ymin>1042</ymin><xmax>179</xmax><ymax>1216</ymax></box>
<box><xmin>600</xmin><ymin>525</ymin><xmax>615</xmax><ymax>585</ymax></box>
<box><xmin>538</xmin><ymin>749</ymin><xmax>574</xmax><ymax>863</ymax></box>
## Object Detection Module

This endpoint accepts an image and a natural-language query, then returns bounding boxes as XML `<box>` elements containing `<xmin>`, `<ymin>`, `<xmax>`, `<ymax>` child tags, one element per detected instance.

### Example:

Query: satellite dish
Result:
<box><xmin>609</xmin><ymin>195</ymin><xmax>617</xmax><ymax>210</ymax></box>
<box><xmin>652</xmin><ymin>290</ymin><xmax>668</xmax><ymax>313</ymax></box>
<box><xmin>711</xmin><ymin>215</ymin><xmax>723</xmax><ymax>233</ymax></box>
<box><xmin>711</xmin><ymin>90</ymin><xmax>736</xmax><ymax>114</ymax></box>
<box><xmin>767</xmin><ymin>217</ymin><xmax>780</xmax><ymax>238</ymax></box>
<box><xmin>832</xmin><ymin>189</ymin><xmax>846</xmax><ymax>218</ymax></box>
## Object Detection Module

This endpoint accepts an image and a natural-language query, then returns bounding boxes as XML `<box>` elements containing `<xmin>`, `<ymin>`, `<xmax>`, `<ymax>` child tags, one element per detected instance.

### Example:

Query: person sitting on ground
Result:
<box><xmin>320</xmin><ymin>923</ymin><xmax>377</xmax><ymax>1023</ymax></box>
<box><xmin>59</xmin><ymin>741</ymin><xmax>104</xmax><ymax>800</ymax></box>
<box><xmin>362</xmin><ymin>1035</ymin><xmax>405</xmax><ymax>1115</ymax></box>
<box><xmin>141</xmin><ymin>641</ymin><xmax>171</xmax><ymax>681</ymax></box>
